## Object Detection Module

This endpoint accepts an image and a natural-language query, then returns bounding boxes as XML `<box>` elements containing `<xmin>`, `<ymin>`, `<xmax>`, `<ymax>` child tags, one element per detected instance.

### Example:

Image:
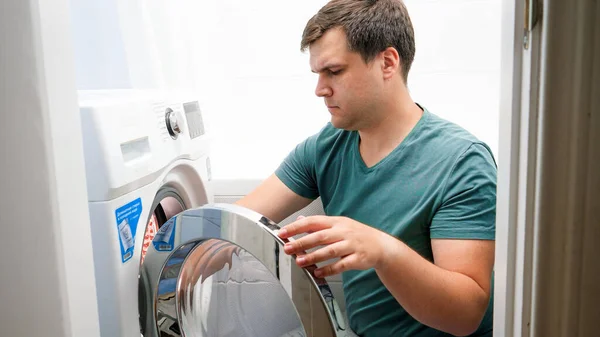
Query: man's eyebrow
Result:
<box><xmin>311</xmin><ymin>63</ymin><xmax>344</xmax><ymax>73</ymax></box>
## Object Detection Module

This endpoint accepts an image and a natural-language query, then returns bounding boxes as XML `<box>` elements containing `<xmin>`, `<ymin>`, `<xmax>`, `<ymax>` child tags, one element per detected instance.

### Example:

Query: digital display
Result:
<box><xmin>183</xmin><ymin>101</ymin><xmax>205</xmax><ymax>139</ymax></box>
<box><xmin>183</xmin><ymin>101</ymin><xmax>200</xmax><ymax>114</ymax></box>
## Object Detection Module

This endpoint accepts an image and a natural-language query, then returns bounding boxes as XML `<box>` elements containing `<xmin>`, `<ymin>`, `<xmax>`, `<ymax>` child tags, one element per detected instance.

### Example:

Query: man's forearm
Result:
<box><xmin>375</xmin><ymin>236</ymin><xmax>490</xmax><ymax>336</ymax></box>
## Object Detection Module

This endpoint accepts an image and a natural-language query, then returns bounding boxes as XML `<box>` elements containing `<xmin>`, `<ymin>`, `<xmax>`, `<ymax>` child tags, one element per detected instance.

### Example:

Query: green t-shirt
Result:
<box><xmin>275</xmin><ymin>107</ymin><xmax>496</xmax><ymax>337</ymax></box>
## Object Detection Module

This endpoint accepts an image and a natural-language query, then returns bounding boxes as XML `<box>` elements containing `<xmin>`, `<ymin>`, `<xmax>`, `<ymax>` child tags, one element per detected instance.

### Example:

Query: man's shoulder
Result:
<box><xmin>423</xmin><ymin>111</ymin><xmax>479</xmax><ymax>144</ymax></box>
<box><xmin>418</xmin><ymin>109</ymin><xmax>495</xmax><ymax>162</ymax></box>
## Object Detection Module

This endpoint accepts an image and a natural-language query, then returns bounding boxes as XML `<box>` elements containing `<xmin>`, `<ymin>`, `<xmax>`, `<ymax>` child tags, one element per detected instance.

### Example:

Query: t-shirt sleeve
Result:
<box><xmin>274</xmin><ymin>133</ymin><xmax>319</xmax><ymax>200</ymax></box>
<box><xmin>430</xmin><ymin>143</ymin><xmax>497</xmax><ymax>240</ymax></box>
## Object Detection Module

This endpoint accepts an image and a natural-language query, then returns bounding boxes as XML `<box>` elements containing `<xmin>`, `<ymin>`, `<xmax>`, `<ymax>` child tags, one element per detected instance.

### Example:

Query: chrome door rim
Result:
<box><xmin>139</xmin><ymin>203</ymin><xmax>347</xmax><ymax>337</ymax></box>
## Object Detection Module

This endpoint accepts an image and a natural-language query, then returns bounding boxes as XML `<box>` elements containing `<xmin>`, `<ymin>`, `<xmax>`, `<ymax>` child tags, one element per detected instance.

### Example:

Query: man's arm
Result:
<box><xmin>278</xmin><ymin>216</ymin><xmax>494</xmax><ymax>336</ymax></box>
<box><xmin>375</xmin><ymin>143</ymin><xmax>496</xmax><ymax>335</ymax></box>
<box><xmin>235</xmin><ymin>174</ymin><xmax>314</xmax><ymax>223</ymax></box>
<box><xmin>376</xmin><ymin>237</ymin><xmax>494</xmax><ymax>336</ymax></box>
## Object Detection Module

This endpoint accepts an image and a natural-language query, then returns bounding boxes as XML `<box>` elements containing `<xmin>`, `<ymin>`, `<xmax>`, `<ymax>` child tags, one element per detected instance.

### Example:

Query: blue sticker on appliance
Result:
<box><xmin>115</xmin><ymin>198</ymin><xmax>142</xmax><ymax>263</ymax></box>
<box><xmin>153</xmin><ymin>216</ymin><xmax>177</xmax><ymax>252</ymax></box>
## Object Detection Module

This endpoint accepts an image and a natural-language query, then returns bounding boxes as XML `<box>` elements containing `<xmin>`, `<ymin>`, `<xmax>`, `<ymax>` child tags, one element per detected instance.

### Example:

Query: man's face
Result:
<box><xmin>309</xmin><ymin>27</ymin><xmax>384</xmax><ymax>130</ymax></box>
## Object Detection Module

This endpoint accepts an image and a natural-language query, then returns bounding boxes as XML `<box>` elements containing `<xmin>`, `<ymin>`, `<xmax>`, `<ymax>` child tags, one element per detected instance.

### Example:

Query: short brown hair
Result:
<box><xmin>301</xmin><ymin>0</ymin><xmax>416</xmax><ymax>83</ymax></box>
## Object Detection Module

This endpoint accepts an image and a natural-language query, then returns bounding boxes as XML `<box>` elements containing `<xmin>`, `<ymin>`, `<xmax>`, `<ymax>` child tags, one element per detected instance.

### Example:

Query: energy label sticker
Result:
<box><xmin>115</xmin><ymin>198</ymin><xmax>142</xmax><ymax>263</ymax></box>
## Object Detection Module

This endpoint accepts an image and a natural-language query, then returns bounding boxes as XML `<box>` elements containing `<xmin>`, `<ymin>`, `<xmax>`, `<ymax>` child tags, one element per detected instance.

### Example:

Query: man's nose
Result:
<box><xmin>315</xmin><ymin>76</ymin><xmax>333</xmax><ymax>97</ymax></box>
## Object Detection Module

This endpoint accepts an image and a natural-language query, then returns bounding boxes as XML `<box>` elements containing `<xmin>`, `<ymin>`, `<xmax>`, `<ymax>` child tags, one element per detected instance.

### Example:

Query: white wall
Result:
<box><xmin>191</xmin><ymin>1</ymin><xmax>331</xmax><ymax>179</ymax></box>
<box><xmin>406</xmin><ymin>0</ymin><xmax>501</xmax><ymax>160</ymax></box>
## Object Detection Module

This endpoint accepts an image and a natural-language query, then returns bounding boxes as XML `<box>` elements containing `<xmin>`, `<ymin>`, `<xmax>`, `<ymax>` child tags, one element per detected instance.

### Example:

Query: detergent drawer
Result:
<box><xmin>139</xmin><ymin>203</ymin><xmax>348</xmax><ymax>337</ymax></box>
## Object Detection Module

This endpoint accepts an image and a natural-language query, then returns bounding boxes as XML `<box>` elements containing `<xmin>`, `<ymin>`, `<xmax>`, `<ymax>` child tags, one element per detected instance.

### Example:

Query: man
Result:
<box><xmin>237</xmin><ymin>0</ymin><xmax>496</xmax><ymax>336</ymax></box>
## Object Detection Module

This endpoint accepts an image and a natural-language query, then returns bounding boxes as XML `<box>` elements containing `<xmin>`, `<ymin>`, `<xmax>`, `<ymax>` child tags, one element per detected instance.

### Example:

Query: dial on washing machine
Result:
<box><xmin>139</xmin><ymin>203</ymin><xmax>348</xmax><ymax>337</ymax></box>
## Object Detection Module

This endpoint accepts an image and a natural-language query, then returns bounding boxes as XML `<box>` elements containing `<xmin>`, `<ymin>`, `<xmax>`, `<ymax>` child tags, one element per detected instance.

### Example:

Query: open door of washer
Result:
<box><xmin>139</xmin><ymin>203</ymin><xmax>348</xmax><ymax>337</ymax></box>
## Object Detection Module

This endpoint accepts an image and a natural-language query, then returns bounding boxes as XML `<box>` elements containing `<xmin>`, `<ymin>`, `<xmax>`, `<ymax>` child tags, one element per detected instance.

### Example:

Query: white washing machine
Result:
<box><xmin>78</xmin><ymin>90</ymin><xmax>213</xmax><ymax>337</ymax></box>
<box><xmin>79</xmin><ymin>90</ymin><xmax>348</xmax><ymax>337</ymax></box>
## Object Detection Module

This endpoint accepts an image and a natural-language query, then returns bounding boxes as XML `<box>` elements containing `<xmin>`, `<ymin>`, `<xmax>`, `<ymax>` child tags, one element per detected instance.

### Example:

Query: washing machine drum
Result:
<box><xmin>139</xmin><ymin>203</ymin><xmax>348</xmax><ymax>337</ymax></box>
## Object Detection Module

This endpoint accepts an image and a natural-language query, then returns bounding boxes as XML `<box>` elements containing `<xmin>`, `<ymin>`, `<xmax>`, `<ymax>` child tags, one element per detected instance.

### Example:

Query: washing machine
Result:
<box><xmin>79</xmin><ymin>90</ymin><xmax>213</xmax><ymax>337</ymax></box>
<box><xmin>79</xmin><ymin>90</ymin><xmax>348</xmax><ymax>337</ymax></box>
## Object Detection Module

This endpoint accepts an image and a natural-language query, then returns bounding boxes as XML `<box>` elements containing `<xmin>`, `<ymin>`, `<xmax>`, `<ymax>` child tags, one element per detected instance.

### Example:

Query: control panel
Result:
<box><xmin>153</xmin><ymin>100</ymin><xmax>205</xmax><ymax>141</ymax></box>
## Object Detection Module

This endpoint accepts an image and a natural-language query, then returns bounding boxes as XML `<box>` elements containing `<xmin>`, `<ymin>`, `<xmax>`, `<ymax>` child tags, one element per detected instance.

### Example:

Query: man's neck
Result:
<box><xmin>357</xmin><ymin>92</ymin><xmax>423</xmax><ymax>167</ymax></box>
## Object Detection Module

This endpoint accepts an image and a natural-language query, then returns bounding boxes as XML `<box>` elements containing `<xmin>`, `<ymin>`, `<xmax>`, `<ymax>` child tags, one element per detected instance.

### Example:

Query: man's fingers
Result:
<box><xmin>283</xmin><ymin>229</ymin><xmax>342</xmax><ymax>255</ymax></box>
<box><xmin>278</xmin><ymin>215</ymin><xmax>335</xmax><ymax>239</ymax></box>
<box><xmin>313</xmin><ymin>254</ymin><xmax>358</xmax><ymax>278</ymax></box>
<box><xmin>295</xmin><ymin>241</ymin><xmax>351</xmax><ymax>267</ymax></box>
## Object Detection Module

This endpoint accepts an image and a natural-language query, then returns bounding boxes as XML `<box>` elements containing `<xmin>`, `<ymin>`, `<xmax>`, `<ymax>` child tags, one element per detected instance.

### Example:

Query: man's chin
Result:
<box><xmin>330</xmin><ymin>118</ymin><xmax>356</xmax><ymax>131</ymax></box>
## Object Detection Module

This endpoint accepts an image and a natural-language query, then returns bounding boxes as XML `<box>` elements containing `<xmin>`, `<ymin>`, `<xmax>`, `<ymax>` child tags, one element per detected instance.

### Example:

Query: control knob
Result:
<box><xmin>165</xmin><ymin>108</ymin><xmax>181</xmax><ymax>139</ymax></box>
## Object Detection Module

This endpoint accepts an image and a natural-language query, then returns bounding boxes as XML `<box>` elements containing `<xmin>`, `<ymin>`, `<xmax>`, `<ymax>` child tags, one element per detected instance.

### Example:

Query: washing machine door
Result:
<box><xmin>139</xmin><ymin>203</ymin><xmax>348</xmax><ymax>337</ymax></box>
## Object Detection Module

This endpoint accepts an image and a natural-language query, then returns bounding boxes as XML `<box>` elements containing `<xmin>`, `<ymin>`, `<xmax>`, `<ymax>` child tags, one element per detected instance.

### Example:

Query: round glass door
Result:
<box><xmin>139</xmin><ymin>203</ymin><xmax>347</xmax><ymax>337</ymax></box>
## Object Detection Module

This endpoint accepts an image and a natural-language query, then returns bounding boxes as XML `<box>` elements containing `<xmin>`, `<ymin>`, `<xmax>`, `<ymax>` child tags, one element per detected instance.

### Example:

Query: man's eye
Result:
<box><xmin>329</xmin><ymin>70</ymin><xmax>341</xmax><ymax>76</ymax></box>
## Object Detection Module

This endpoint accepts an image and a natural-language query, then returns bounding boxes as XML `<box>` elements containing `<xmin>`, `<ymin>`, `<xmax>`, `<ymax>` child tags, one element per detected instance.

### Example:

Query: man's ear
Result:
<box><xmin>381</xmin><ymin>47</ymin><xmax>401</xmax><ymax>80</ymax></box>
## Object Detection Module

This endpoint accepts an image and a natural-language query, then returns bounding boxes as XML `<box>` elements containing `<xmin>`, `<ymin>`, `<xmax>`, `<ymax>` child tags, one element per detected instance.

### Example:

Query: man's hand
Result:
<box><xmin>277</xmin><ymin>215</ymin><xmax>392</xmax><ymax>278</ymax></box>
